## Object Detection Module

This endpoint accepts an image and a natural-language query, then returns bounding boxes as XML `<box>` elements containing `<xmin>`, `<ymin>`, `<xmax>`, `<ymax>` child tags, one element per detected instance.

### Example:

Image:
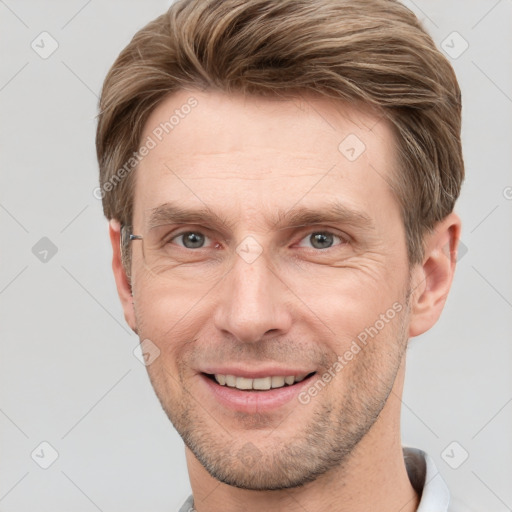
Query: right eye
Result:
<box><xmin>170</xmin><ymin>231</ymin><xmax>212</xmax><ymax>249</ymax></box>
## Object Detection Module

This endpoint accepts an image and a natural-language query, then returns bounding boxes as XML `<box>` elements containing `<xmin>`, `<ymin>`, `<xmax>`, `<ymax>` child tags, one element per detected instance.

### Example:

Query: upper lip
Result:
<box><xmin>200</xmin><ymin>366</ymin><xmax>316</xmax><ymax>379</ymax></box>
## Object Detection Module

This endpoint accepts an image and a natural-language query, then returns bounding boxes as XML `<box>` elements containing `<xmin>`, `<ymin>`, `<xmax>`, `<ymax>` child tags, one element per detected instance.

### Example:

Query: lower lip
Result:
<box><xmin>200</xmin><ymin>374</ymin><xmax>315</xmax><ymax>414</ymax></box>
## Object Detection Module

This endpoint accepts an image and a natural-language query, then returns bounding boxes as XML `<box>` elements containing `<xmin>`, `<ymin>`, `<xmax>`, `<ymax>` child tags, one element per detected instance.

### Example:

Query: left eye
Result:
<box><xmin>297</xmin><ymin>232</ymin><xmax>344</xmax><ymax>250</ymax></box>
<box><xmin>171</xmin><ymin>231</ymin><xmax>211</xmax><ymax>249</ymax></box>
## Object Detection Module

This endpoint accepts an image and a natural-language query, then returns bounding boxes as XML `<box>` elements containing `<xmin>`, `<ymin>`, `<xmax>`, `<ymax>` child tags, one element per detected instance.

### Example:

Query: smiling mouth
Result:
<box><xmin>203</xmin><ymin>372</ymin><xmax>317</xmax><ymax>391</ymax></box>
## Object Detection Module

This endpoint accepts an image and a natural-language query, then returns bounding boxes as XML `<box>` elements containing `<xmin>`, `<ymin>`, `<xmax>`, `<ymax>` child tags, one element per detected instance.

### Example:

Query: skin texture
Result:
<box><xmin>110</xmin><ymin>89</ymin><xmax>461</xmax><ymax>512</ymax></box>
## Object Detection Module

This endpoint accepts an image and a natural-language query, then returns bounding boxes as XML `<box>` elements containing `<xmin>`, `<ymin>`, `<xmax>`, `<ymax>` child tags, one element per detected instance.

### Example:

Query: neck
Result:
<box><xmin>185</xmin><ymin>360</ymin><xmax>419</xmax><ymax>512</ymax></box>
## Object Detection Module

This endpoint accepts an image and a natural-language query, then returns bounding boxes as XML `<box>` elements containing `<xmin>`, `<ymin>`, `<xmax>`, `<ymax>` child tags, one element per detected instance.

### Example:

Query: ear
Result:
<box><xmin>408</xmin><ymin>212</ymin><xmax>462</xmax><ymax>338</ymax></box>
<box><xmin>109</xmin><ymin>219</ymin><xmax>137</xmax><ymax>333</ymax></box>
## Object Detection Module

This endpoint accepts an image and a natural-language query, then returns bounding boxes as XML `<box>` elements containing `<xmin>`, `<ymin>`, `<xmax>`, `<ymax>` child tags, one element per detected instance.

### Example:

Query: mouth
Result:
<box><xmin>199</xmin><ymin>370</ymin><xmax>318</xmax><ymax>413</ymax></box>
<box><xmin>203</xmin><ymin>372</ymin><xmax>316</xmax><ymax>391</ymax></box>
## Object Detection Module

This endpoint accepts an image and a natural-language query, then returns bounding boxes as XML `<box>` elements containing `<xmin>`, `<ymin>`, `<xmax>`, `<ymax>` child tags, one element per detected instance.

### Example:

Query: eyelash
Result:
<box><xmin>168</xmin><ymin>229</ymin><xmax>349</xmax><ymax>250</ymax></box>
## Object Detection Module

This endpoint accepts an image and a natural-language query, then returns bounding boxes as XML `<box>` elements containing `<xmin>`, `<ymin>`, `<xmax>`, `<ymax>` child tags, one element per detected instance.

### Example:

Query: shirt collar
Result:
<box><xmin>404</xmin><ymin>446</ymin><xmax>451</xmax><ymax>511</ymax></box>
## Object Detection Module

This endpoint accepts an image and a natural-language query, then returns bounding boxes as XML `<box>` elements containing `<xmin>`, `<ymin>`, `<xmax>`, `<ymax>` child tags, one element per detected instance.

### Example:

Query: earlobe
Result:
<box><xmin>408</xmin><ymin>213</ymin><xmax>461</xmax><ymax>338</ymax></box>
<box><xmin>109</xmin><ymin>219</ymin><xmax>138</xmax><ymax>333</ymax></box>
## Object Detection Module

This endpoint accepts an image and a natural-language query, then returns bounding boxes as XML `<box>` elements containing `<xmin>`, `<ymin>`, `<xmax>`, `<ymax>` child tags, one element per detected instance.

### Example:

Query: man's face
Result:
<box><xmin>129</xmin><ymin>89</ymin><xmax>412</xmax><ymax>489</ymax></box>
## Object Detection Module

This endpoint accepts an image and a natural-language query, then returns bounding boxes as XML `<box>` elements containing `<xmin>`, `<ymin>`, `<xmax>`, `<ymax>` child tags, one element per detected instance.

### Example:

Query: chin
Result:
<box><xmin>191</xmin><ymin>448</ymin><xmax>327</xmax><ymax>491</ymax></box>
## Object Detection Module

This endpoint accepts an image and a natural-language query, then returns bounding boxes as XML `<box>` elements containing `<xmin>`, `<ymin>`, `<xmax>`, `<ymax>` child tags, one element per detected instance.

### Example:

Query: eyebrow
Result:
<box><xmin>146</xmin><ymin>204</ymin><xmax>237</xmax><ymax>232</ymax></box>
<box><xmin>273</xmin><ymin>202</ymin><xmax>374</xmax><ymax>232</ymax></box>
<box><xmin>145</xmin><ymin>201</ymin><xmax>374</xmax><ymax>233</ymax></box>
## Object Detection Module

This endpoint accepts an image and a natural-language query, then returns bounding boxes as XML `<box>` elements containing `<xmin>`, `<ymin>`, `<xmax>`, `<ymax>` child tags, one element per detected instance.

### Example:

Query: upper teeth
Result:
<box><xmin>214</xmin><ymin>374</ymin><xmax>307</xmax><ymax>390</ymax></box>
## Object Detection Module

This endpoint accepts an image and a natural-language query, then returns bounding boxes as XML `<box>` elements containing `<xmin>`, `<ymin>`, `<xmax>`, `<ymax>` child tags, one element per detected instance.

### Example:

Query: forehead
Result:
<box><xmin>133</xmin><ymin>89</ymin><xmax>399</xmax><ymax>229</ymax></box>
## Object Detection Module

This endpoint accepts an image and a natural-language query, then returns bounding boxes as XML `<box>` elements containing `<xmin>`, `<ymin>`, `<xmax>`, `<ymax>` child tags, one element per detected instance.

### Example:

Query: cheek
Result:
<box><xmin>286</xmin><ymin>261</ymin><xmax>407</xmax><ymax>338</ymax></box>
<box><xmin>133</xmin><ymin>277</ymin><xmax>214</xmax><ymax>362</ymax></box>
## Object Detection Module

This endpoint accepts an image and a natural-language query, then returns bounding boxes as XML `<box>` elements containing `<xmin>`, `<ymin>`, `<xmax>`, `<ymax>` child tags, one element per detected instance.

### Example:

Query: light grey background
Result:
<box><xmin>1</xmin><ymin>1</ymin><xmax>511</xmax><ymax>511</ymax></box>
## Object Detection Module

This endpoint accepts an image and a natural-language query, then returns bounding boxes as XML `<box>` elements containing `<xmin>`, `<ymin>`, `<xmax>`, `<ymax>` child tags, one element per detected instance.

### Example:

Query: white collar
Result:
<box><xmin>404</xmin><ymin>446</ymin><xmax>451</xmax><ymax>511</ymax></box>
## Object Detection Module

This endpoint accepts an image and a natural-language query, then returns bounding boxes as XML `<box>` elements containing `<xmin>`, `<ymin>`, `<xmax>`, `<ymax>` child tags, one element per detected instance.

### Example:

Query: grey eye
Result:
<box><xmin>309</xmin><ymin>232</ymin><xmax>335</xmax><ymax>249</ymax></box>
<box><xmin>178</xmin><ymin>232</ymin><xmax>206</xmax><ymax>249</ymax></box>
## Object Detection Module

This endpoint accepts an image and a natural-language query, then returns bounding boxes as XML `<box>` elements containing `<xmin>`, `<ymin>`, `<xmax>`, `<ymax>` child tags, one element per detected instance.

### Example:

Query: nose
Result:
<box><xmin>213</xmin><ymin>251</ymin><xmax>292</xmax><ymax>344</ymax></box>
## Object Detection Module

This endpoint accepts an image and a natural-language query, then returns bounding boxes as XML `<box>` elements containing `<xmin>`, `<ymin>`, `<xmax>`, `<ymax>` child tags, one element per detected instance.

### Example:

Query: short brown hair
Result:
<box><xmin>96</xmin><ymin>0</ymin><xmax>464</xmax><ymax>265</ymax></box>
